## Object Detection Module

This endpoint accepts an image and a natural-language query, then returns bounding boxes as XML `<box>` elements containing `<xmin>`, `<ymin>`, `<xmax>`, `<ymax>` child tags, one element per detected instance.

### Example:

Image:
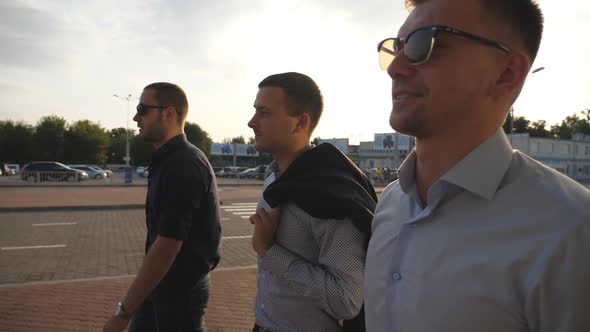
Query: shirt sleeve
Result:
<box><xmin>260</xmin><ymin>216</ymin><xmax>367</xmax><ymax>320</ymax></box>
<box><xmin>525</xmin><ymin>221</ymin><xmax>590</xmax><ymax>331</ymax></box>
<box><xmin>156</xmin><ymin>163</ymin><xmax>205</xmax><ymax>240</ymax></box>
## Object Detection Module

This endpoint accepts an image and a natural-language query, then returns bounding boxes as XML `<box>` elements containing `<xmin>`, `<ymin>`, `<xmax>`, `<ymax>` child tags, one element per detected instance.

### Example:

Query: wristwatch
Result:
<box><xmin>114</xmin><ymin>302</ymin><xmax>132</xmax><ymax>320</ymax></box>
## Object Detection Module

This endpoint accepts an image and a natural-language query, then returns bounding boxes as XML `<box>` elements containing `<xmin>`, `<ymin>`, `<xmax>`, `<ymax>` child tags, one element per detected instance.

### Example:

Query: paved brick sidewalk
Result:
<box><xmin>0</xmin><ymin>187</ymin><xmax>147</xmax><ymax>209</ymax></box>
<box><xmin>0</xmin><ymin>267</ymin><xmax>256</xmax><ymax>332</ymax></box>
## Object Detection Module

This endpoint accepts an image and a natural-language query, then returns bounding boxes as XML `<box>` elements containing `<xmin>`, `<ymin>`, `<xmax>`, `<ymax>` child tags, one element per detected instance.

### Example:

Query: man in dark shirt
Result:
<box><xmin>103</xmin><ymin>82</ymin><xmax>221</xmax><ymax>332</ymax></box>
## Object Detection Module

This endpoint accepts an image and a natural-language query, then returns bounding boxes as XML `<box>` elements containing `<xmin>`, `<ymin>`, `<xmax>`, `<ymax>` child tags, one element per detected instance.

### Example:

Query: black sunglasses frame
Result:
<box><xmin>136</xmin><ymin>103</ymin><xmax>175</xmax><ymax>116</ymax></box>
<box><xmin>378</xmin><ymin>25</ymin><xmax>511</xmax><ymax>68</ymax></box>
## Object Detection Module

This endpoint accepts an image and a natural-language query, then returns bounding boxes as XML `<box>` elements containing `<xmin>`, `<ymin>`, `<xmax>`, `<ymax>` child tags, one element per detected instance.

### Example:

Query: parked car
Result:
<box><xmin>140</xmin><ymin>166</ymin><xmax>149</xmax><ymax>177</ymax></box>
<box><xmin>7</xmin><ymin>164</ymin><xmax>20</xmax><ymax>175</ymax></box>
<box><xmin>238</xmin><ymin>168</ymin><xmax>260</xmax><ymax>179</ymax></box>
<box><xmin>215</xmin><ymin>166</ymin><xmax>248</xmax><ymax>178</ymax></box>
<box><xmin>69</xmin><ymin>165</ymin><xmax>107</xmax><ymax>179</ymax></box>
<box><xmin>21</xmin><ymin>162</ymin><xmax>88</xmax><ymax>182</ymax></box>
<box><xmin>136</xmin><ymin>166</ymin><xmax>149</xmax><ymax>177</ymax></box>
<box><xmin>0</xmin><ymin>163</ymin><xmax>9</xmax><ymax>176</ymax></box>
<box><xmin>89</xmin><ymin>165</ymin><xmax>113</xmax><ymax>177</ymax></box>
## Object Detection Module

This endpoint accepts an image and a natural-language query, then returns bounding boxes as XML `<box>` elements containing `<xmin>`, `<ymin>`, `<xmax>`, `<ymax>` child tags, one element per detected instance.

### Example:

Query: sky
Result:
<box><xmin>1</xmin><ymin>0</ymin><xmax>589</xmax><ymax>144</ymax></box>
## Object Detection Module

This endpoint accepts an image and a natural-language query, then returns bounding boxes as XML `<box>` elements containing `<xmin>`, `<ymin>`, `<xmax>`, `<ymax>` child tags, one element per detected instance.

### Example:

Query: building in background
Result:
<box><xmin>510</xmin><ymin>133</ymin><xmax>590</xmax><ymax>181</ymax></box>
<box><xmin>209</xmin><ymin>132</ymin><xmax>590</xmax><ymax>183</ymax></box>
<box><xmin>318</xmin><ymin>133</ymin><xmax>414</xmax><ymax>172</ymax></box>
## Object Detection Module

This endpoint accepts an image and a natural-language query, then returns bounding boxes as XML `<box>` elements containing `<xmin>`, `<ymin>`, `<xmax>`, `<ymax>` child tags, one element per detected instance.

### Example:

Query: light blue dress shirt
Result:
<box><xmin>365</xmin><ymin>129</ymin><xmax>590</xmax><ymax>332</ymax></box>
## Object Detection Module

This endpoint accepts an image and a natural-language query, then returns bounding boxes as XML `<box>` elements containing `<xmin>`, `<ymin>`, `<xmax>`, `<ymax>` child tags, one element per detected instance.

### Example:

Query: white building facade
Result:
<box><xmin>510</xmin><ymin>133</ymin><xmax>590</xmax><ymax>181</ymax></box>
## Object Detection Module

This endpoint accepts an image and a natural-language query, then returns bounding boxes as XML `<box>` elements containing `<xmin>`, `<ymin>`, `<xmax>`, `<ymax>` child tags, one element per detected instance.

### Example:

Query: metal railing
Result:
<box><xmin>20</xmin><ymin>171</ymin><xmax>88</xmax><ymax>183</ymax></box>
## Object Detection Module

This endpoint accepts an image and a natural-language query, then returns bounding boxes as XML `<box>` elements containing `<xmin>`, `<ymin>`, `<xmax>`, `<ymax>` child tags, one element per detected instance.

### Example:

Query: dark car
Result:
<box><xmin>21</xmin><ymin>162</ymin><xmax>88</xmax><ymax>182</ymax></box>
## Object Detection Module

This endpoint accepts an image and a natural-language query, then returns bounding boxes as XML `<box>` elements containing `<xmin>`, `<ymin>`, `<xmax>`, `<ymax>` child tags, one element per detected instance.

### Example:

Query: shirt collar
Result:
<box><xmin>398</xmin><ymin>149</ymin><xmax>418</xmax><ymax>194</ymax></box>
<box><xmin>441</xmin><ymin>128</ymin><xmax>514</xmax><ymax>200</ymax></box>
<box><xmin>266</xmin><ymin>160</ymin><xmax>279</xmax><ymax>178</ymax></box>
<box><xmin>151</xmin><ymin>134</ymin><xmax>188</xmax><ymax>163</ymax></box>
<box><xmin>398</xmin><ymin>128</ymin><xmax>514</xmax><ymax>201</ymax></box>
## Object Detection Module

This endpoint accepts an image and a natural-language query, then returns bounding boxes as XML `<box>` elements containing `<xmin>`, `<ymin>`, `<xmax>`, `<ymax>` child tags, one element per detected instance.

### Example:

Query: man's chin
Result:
<box><xmin>254</xmin><ymin>142</ymin><xmax>271</xmax><ymax>154</ymax></box>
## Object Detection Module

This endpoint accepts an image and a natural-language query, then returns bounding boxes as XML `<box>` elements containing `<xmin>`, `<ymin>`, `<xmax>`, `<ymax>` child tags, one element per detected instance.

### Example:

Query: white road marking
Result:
<box><xmin>222</xmin><ymin>208</ymin><xmax>258</xmax><ymax>212</ymax></box>
<box><xmin>32</xmin><ymin>222</ymin><xmax>77</xmax><ymax>227</ymax></box>
<box><xmin>222</xmin><ymin>235</ymin><xmax>252</xmax><ymax>240</ymax></box>
<box><xmin>2</xmin><ymin>245</ymin><xmax>66</xmax><ymax>251</ymax></box>
<box><xmin>225</xmin><ymin>203</ymin><xmax>257</xmax><ymax>206</ymax></box>
<box><xmin>232</xmin><ymin>212</ymin><xmax>256</xmax><ymax>215</ymax></box>
<box><xmin>241</xmin><ymin>216</ymin><xmax>251</xmax><ymax>219</ymax></box>
<box><xmin>221</xmin><ymin>218</ymin><xmax>229</xmax><ymax>221</ymax></box>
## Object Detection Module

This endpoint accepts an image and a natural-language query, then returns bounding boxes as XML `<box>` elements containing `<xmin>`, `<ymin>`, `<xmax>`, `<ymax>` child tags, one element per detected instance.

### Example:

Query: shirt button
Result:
<box><xmin>393</xmin><ymin>272</ymin><xmax>402</xmax><ymax>281</ymax></box>
<box><xmin>261</xmin><ymin>304</ymin><xmax>265</xmax><ymax>309</ymax></box>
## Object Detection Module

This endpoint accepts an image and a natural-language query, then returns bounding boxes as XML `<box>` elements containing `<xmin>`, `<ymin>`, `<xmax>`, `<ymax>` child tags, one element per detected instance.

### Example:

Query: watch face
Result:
<box><xmin>115</xmin><ymin>303</ymin><xmax>123</xmax><ymax>315</ymax></box>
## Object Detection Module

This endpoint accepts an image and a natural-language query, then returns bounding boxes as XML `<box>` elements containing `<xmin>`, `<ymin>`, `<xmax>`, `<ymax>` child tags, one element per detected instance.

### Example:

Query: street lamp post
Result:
<box><xmin>113</xmin><ymin>94</ymin><xmax>132</xmax><ymax>167</ymax></box>
<box><xmin>510</xmin><ymin>66</ymin><xmax>545</xmax><ymax>145</ymax></box>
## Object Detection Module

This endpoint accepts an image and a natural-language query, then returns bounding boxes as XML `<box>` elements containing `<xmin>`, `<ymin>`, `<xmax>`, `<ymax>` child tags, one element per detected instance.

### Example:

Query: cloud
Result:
<box><xmin>0</xmin><ymin>2</ymin><xmax>63</xmax><ymax>67</ymax></box>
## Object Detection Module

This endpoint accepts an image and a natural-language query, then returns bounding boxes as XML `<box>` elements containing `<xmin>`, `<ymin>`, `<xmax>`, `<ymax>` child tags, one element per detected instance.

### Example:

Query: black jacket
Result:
<box><xmin>263</xmin><ymin>143</ymin><xmax>377</xmax><ymax>332</ymax></box>
<box><xmin>263</xmin><ymin>142</ymin><xmax>377</xmax><ymax>239</ymax></box>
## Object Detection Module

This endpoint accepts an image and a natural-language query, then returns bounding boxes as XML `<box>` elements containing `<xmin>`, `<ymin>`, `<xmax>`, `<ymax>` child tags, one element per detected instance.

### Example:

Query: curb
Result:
<box><xmin>0</xmin><ymin>204</ymin><xmax>145</xmax><ymax>213</ymax></box>
<box><xmin>0</xmin><ymin>183</ymin><xmax>264</xmax><ymax>188</ymax></box>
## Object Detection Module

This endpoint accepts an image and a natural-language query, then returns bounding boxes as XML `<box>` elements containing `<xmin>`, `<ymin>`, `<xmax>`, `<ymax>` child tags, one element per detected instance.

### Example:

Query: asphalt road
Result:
<box><xmin>0</xmin><ymin>186</ymin><xmax>263</xmax><ymax>285</ymax></box>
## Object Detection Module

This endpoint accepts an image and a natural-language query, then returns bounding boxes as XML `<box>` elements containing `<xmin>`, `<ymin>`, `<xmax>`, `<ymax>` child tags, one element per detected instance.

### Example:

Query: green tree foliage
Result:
<box><xmin>551</xmin><ymin>110</ymin><xmax>590</xmax><ymax>139</ymax></box>
<box><xmin>528</xmin><ymin>120</ymin><xmax>552</xmax><ymax>138</ymax></box>
<box><xmin>108</xmin><ymin>128</ymin><xmax>134</xmax><ymax>164</ymax></box>
<box><xmin>35</xmin><ymin>115</ymin><xmax>67</xmax><ymax>161</ymax></box>
<box><xmin>63</xmin><ymin>120</ymin><xmax>110</xmax><ymax>164</ymax></box>
<box><xmin>185</xmin><ymin>122</ymin><xmax>213</xmax><ymax>156</ymax></box>
<box><xmin>0</xmin><ymin>120</ymin><xmax>36</xmax><ymax>164</ymax></box>
<box><xmin>231</xmin><ymin>136</ymin><xmax>245</xmax><ymax>144</ymax></box>
<box><xmin>222</xmin><ymin>136</ymin><xmax>246</xmax><ymax>144</ymax></box>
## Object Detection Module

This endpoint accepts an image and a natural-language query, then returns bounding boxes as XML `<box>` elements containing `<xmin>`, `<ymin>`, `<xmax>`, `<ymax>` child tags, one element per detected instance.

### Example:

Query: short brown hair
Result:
<box><xmin>258</xmin><ymin>72</ymin><xmax>324</xmax><ymax>133</ymax></box>
<box><xmin>143</xmin><ymin>82</ymin><xmax>189</xmax><ymax>124</ymax></box>
<box><xmin>405</xmin><ymin>0</ymin><xmax>544</xmax><ymax>63</ymax></box>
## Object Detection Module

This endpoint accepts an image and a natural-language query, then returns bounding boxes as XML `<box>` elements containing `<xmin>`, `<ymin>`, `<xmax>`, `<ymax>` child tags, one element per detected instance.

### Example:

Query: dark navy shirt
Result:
<box><xmin>146</xmin><ymin>134</ymin><xmax>221</xmax><ymax>297</ymax></box>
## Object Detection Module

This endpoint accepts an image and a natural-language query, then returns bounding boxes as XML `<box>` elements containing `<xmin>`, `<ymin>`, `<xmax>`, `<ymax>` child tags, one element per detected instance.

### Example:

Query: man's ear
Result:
<box><xmin>293</xmin><ymin>113</ymin><xmax>311</xmax><ymax>134</ymax></box>
<box><xmin>164</xmin><ymin>106</ymin><xmax>177</xmax><ymax>121</ymax></box>
<box><xmin>491</xmin><ymin>51</ymin><xmax>530</xmax><ymax>101</ymax></box>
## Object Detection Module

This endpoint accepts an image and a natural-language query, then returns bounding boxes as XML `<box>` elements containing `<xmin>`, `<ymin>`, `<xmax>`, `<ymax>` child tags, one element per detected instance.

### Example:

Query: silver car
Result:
<box><xmin>69</xmin><ymin>165</ymin><xmax>107</xmax><ymax>179</ymax></box>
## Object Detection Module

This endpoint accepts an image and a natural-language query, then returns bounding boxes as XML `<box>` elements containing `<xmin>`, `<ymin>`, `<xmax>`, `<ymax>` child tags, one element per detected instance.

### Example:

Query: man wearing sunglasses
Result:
<box><xmin>104</xmin><ymin>82</ymin><xmax>221</xmax><ymax>332</ymax></box>
<box><xmin>365</xmin><ymin>1</ymin><xmax>590</xmax><ymax>332</ymax></box>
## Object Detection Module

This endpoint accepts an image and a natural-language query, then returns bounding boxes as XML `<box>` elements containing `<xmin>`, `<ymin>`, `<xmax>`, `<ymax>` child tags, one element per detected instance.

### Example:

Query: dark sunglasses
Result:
<box><xmin>378</xmin><ymin>25</ymin><xmax>511</xmax><ymax>69</ymax></box>
<box><xmin>136</xmin><ymin>103</ymin><xmax>169</xmax><ymax>116</ymax></box>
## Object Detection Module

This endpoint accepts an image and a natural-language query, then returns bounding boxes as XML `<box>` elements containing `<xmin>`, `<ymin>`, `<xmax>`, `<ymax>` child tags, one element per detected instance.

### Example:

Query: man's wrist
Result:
<box><xmin>114</xmin><ymin>301</ymin><xmax>133</xmax><ymax>320</ymax></box>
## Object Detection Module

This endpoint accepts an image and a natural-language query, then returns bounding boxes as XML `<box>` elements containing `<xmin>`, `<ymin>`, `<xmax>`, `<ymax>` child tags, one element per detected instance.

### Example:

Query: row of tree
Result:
<box><xmin>1</xmin><ymin>110</ymin><xmax>588</xmax><ymax>166</ymax></box>
<box><xmin>502</xmin><ymin>109</ymin><xmax>590</xmax><ymax>139</ymax></box>
<box><xmin>0</xmin><ymin>115</ymin><xmax>212</xmax><ymax>166</ymax></box>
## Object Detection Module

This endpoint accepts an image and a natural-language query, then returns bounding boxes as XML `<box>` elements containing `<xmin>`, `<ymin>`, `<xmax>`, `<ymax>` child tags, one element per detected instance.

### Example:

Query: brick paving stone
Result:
<box><xmin>0</xmin><ymin>268</ymin><xmax>256</xmax><ymax>332</ymax></box>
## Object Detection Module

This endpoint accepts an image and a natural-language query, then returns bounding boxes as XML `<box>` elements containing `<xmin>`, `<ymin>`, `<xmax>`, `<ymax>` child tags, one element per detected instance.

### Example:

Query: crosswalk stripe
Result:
<box><xmin>225</xmin><ymin>203</ymin><xmax>258</xmax><ymax>206</ymax></box>
<box><xmin>32</xmin><ymin>222</ymin><xmax>77</xmax><ymax>227</ymax></box>
<box><xmin>222</xmin><ymin>235</ymin><xmax>252</xmax><ymax>240</ymax></box>
<box><xmin>2</xmin><ymin>245</ymin><xmax>66</xmax><ymax>251</ymax></box>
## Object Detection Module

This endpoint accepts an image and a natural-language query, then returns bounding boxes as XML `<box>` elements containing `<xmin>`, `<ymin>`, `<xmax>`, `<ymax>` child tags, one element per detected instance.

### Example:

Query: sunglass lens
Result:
<box><xmin>378</xmin><ymin>39</ymin><xmax>396</xmax><ymax>70</ymax></box>
<box><xmin>405</xmin><ymin>28</ymin><xmax>434</xmax><ymax>64</ymax></box>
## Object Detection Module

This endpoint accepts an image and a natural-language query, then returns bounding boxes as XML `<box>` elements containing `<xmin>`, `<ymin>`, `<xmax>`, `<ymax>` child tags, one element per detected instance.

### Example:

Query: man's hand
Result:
<box><xmin>250</xmin><ymin>207</ymin><xmax>281</xmax><ymax>257</ymax></box>
<box><xmin>103</xmin><ymin>315</ymin><xmax>129</xmax><ymax>332</ymax></box>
